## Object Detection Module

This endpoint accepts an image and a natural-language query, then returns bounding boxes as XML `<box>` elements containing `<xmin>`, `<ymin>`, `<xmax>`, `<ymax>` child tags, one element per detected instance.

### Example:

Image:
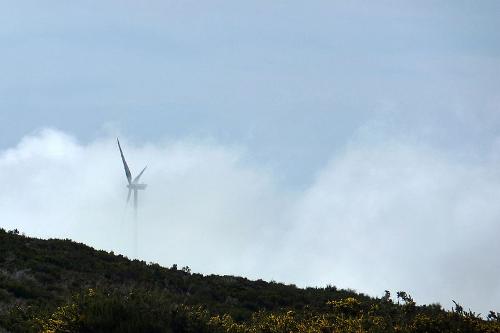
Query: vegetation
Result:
<box><xmin>1</xmin><ymin>228</ymin><xmax>499</xmax><ymax>332</ymax></box>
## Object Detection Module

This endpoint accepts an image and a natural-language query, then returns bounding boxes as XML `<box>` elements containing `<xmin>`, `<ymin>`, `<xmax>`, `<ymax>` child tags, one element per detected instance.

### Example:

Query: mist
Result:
<box><xmin>1</xmin><ymin>127</ymin><xmax>499</xmax><ymax>315</ymax></box>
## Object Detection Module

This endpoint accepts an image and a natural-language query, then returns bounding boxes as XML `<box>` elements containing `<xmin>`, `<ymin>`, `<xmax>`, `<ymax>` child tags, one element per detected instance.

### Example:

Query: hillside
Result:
<box><xmin>1</xmin><ymin>228</ymin><xmax>499</xmax><ymax>333</ymax></box>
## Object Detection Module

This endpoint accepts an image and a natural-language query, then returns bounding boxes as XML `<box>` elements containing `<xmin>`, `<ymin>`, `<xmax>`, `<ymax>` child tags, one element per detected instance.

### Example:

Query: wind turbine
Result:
<box><xmin>117</xmin><ymin>138</ymin><xmax>147</xmax><ymax>257</ymax></box>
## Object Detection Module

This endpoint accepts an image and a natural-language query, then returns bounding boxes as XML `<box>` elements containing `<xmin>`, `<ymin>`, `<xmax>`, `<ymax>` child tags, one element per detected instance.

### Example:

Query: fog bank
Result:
<box><xmin>1</xmin><ymin>128</ymin><xmax>499</xmax><ymax>314</ymax></box>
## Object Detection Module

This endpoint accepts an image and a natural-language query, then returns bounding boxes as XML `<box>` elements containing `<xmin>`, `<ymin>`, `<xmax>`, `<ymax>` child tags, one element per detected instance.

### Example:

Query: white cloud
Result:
<box><xmin>1</xmin><ymin>128</ymin><xmax>499</xmax><ymax>314</ymax></box>
<box><xmin>281</xmin><ymin>141</ymin><xmax>500</xmax><ymax>313</ymax></box>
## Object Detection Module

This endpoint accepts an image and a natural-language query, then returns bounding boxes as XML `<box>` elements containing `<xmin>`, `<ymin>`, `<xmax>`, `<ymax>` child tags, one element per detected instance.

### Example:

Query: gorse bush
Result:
<box><xmin>30</xmin><ymin>289</ymin><xmax>500</xmax><ymax>333</ymax></box>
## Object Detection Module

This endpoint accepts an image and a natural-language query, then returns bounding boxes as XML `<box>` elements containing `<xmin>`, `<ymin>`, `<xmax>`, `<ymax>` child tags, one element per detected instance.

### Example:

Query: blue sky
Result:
<box><xmin>1</xmin><ymin>1</ymin><xmax>500</xmax><ymax>313</ymax></box>
<box><xmin>2</xmin><ymin>1</ymin><xmax>499</xmax><ymax>185</ymax></box>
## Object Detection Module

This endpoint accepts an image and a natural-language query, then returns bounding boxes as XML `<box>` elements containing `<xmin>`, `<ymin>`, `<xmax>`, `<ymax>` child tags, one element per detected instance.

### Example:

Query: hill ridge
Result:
<box><xmin>1</xmin><ymin>228</ymin><xmax>499</xmax><ymax>332</ymax></box>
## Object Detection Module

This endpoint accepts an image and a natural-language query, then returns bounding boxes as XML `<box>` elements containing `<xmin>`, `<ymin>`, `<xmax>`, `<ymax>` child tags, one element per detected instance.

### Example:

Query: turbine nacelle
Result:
<box><xmin>127</xmin><ymin>183</ymin><xmax>147</xmax><ymax>190</ymax></box>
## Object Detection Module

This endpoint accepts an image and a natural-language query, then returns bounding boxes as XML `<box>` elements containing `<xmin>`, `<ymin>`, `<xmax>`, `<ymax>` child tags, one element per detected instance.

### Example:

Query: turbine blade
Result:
<box><xmin>117</xmin><ymin>138</ymin><xmax>132</xmax><ymax>184</ymax></box>
<box><xmin>126</xmin><ymin>188</ymin><xmax>132</xmax><ymax>204</ymax></box>
<box><xmin>133</xmin><ymin>166</ymin><xmax>147</xmax><ymax>184</ymax></box>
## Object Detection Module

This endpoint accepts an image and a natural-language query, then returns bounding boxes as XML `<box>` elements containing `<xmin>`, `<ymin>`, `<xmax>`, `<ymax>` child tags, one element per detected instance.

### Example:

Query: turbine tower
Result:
<box><xmin>117</xmin><ymin>138</ymin><xmax>147</xmax><ymax>257</ymax></box>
